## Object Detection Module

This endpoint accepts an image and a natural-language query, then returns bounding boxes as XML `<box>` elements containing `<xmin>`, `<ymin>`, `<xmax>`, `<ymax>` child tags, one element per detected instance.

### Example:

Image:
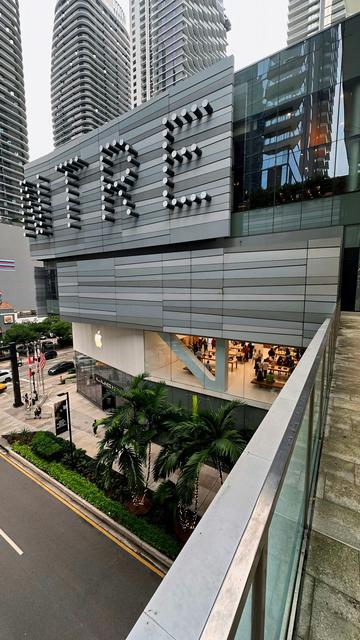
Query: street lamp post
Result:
<box><xmin>57</xmin><ymin>391</ymin><xmax>74</xmax><ymax>469</ymax></box>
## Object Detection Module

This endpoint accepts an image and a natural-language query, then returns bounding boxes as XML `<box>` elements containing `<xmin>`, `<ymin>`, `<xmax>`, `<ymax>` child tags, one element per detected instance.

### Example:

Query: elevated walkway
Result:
<box><xmin>296</xmin><ymin>313</ymin><xmax>360</xmax><ymax>639</ymax></box>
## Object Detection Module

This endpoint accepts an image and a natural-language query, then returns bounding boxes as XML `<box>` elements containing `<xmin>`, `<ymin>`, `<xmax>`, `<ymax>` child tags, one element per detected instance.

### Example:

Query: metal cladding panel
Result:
<box><xmin>56</xmin><ymin>231</ymin><xmax>341</xmax><ymax>347</ymax></box>
<box><xmin>24</xmin><ymin>57</ymin><xmax>234</xmax><ymax>260</ymax></box>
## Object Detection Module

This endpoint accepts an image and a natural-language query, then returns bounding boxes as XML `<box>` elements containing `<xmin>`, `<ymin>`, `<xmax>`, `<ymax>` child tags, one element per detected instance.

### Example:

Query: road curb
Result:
<box><xmin>0</xmin><ymin>440</ymin><xmax>172</xmax><ymax>575</ymax></box>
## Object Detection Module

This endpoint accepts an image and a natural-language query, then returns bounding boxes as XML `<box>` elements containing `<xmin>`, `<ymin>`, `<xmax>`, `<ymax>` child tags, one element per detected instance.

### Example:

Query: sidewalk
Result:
<box><xmin>296</xmin><ymin>313</ymin><xmax>360</xmax><ymax>639</ymax></box>
<box><xmin>0</xmin><ymin>379</ymin><xmax>225</xmax><ymax>517</ymax></box>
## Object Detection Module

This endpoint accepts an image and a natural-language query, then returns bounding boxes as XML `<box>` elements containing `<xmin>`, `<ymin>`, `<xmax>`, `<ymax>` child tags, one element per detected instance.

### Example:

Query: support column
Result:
<box><xmin>213</xmin><ymin>338</ymin><xmax>228</xmax><ymax>393</ymax></box>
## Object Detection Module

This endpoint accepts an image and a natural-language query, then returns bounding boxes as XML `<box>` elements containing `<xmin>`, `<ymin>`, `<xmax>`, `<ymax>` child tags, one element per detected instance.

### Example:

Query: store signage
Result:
<box><xmin>24</xmin><ymin>98</ymin><xmax>215</xmax><ymax>230</ymax></box>
<box><xmin>54</xmin><ymin>399</ymin><xmax>68</xmax><ymax>435</ymax></box>
<box><xmin>3</xmin><ymin>315</ymin><xmax>14</xmax><ymax>324</ymax></box>
<box><xmin>94</xmin><ymin>374</ymin><xmax>121</xmax><ymax>395</ymax></box>
<box><xmin>94</xmin><ymin>330</ymin><xmax>103</xmax><ymax>349</ymax></box>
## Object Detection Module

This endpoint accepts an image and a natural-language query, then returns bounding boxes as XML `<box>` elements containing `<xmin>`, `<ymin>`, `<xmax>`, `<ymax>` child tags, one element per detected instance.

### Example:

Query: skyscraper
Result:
<box><xmin>130</xmin><ymin>0</ymin><xmax>231</xmax><ymax>107</ymax></box>
<box><xmin>51</xmin><ymin>0</ymin><xmax>131</xmax><ymax>147</ymax></box>
<box><xmin>287</xmin><ymin>0</ymin><xmax>360</xmax><ymax>45</ymax></box>
<box><xmin>0</xmin><ymin>0</ymin><xmax>29</xmax><ymax>224</ymax></box>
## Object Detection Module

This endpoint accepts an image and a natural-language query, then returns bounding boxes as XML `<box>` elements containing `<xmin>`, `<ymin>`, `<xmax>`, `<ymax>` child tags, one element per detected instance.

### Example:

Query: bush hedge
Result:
<box><xmin>12</xmin><ymin>443</ymin><xmax>181</xmax><ymax>560</ymax></box>
<box><xmin>31</xmin><ymin>431</ymin><xmax>66</xmax><ymax>461</ymax></box>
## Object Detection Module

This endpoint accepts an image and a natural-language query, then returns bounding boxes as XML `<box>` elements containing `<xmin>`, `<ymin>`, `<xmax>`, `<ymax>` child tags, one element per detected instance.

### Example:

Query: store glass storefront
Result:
<box><xmin>75</xmin><ymin>352</ymin><xmax>132</xmax><ymax>411</ymax></box>
<box><xmin>144</xmin><ymin>331</ymin><xmax>305</xmax><ymax>406</ymax></box>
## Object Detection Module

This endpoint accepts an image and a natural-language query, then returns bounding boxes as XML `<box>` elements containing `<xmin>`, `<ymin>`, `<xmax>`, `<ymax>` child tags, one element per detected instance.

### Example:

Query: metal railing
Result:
<box><xmin>128</xmin><ymin>305</ymin><xmax>340</xmax><ymax>640</ymax></box>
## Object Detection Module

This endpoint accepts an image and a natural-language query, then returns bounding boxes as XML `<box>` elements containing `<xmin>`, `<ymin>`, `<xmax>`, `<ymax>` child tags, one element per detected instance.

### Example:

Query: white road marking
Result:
<box><xmin>0</xmin><ymin>528</ymin><xmax>23</xmax><ymax>555</ymax></box>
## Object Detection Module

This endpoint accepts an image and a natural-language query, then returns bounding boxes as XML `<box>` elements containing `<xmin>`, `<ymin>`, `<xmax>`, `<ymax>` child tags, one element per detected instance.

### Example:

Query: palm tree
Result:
<box><xmin>95</xmin><ymin>373</ymin><xmax>151</xmax><ymax>496</ymax></box>
<box><xmin>94</xmin><ymin>373</ymin><xmax>182</xmax><ymax>499</ymax></box>
<box><xmin>154</xmin><ymin>400</ymin><xmax>246</xmax><ymax>526</ymax></box>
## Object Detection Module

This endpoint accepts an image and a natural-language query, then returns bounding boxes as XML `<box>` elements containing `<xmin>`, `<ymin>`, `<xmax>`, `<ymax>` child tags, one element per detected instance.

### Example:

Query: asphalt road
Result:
<box><xmin>0</xmin><ymin>455</ymin><xmax>161</xmax><ymax>640</ymax></box>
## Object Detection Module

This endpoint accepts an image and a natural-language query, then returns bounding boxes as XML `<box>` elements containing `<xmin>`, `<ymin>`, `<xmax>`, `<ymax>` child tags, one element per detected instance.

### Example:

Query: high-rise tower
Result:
<box><xmin>0</xmin><ymin>0</ymin><xmax>29</xmax><ymax>224</ymax></box>
<box><xmin>51</xmin><ymin>0</ymin><xmax>131</xmax><ymax>147</ymax></box>
<box><xmin>130</xmin><ymin>0</ymin><xmax>230</xmax><ymax>107</ymax></box>
<box><xmin>287</xmin><ymin>0</ymin><xmax>360</xmax><ymax>45</ymax></box>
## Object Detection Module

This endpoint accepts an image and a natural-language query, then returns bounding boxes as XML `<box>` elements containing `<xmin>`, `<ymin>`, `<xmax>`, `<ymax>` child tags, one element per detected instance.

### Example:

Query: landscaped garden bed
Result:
<box><xmin>5</xmin><ymin>373</ymin><xmax>249</xmax><ymax>561</ymax></box>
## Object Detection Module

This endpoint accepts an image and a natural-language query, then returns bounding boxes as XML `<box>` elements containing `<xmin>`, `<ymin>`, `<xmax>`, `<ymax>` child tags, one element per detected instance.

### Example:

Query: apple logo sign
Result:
<box><xmin>95</xmin><ymin>330</ymin><xmax>102</xmax><ymax>349</ymax></box>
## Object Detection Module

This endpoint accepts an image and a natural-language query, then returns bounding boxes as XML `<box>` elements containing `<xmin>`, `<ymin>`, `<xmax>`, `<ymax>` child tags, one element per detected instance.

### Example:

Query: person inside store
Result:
<box><xmin>195</xmin><ymin>347</ymin><xmax>203</xmax><ymax>361</ymax></box>
<box><xmin>244</xmin><ymin>343</ymin><xmax>250</xmax><ymax>361</ymax></box>
<box><xmin>256</xmin><ymin>365</ymin><xmax>264</xmax><ymax>381</ymax></box>
<box><xmin>268</xmin><ymin>347</ymin><xmax>276</xmax><ymax>358</ymax></box>
<box><xmin>277</xmin><ymin>355</ymin><xmax>284</xmax><ymax>366</ymax></box>
<box><xmin>205</xmin><ymin>360</ymin><xmax>213</xmax><ymax>373</ymax></box>
<box><xmin>285</xmin><ymin>355</ymin><xmax>293</xmax><ymax>367</ymax></box>
<box><xmin>211</xmin><ymin>337</ymin><xmax>216</xmax><ymax>350</ymax></box>
<box><xmin>262</xmin><ymin>359</ymin><xmax>270</xmax><ymax>377</ymax></box>
<box><xmin>285</xmin><ymin>347</ymin><xmax>291</xmax><ymax>356</ymax></box>
<box><xmin>248</xmin><ymin>342</ymin><xmax>254</xmax><ymax>359</ymax></box>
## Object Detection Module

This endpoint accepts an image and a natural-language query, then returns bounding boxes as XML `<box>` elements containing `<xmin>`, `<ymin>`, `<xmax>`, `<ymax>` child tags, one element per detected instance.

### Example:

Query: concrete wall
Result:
<box><xmin>61</xmin><ymin>228</ymin><xmax>342</xmax><ymax>347</ymax></box>
<box><xmin>72</xmin><ymin>322</ymin><xmax>145</xmax><ymax>377</ymax></box>
<box><xmin>0</xmin><ymin>224</ymin><xmax>38</xmax><ymax>311</ymax></box>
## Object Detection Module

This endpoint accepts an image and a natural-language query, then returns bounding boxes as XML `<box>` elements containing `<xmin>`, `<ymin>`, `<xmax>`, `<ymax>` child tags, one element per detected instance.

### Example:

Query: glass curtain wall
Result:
<box><xmin>233</xmin><ymin>15</ymin><xmax>360</xmax><ymax>236</ymax></box>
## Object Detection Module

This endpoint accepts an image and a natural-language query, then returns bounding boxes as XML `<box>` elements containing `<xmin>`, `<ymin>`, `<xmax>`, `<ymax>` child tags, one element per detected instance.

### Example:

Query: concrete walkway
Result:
<box><xmin>296</xmin><ymin>313</ymin><xmax>360</xmax><ymax>639</ymax></box>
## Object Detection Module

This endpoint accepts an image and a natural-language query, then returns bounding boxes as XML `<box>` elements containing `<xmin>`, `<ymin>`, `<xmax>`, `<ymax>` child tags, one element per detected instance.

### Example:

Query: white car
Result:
<box><xmin>0</xmin><ymin>370</ymin><xmax>12</xmax><ymax>384</ymax></box>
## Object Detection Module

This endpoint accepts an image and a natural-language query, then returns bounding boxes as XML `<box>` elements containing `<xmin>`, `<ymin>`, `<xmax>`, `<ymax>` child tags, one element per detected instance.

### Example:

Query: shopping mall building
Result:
<box><xmin>24</xmin><ymin>14</ymin><xmax>360</xmax><ymax>412</ymax></box>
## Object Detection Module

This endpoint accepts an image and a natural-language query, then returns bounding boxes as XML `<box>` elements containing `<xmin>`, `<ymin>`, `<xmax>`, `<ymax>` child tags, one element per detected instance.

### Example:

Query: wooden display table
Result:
<box><xmin>251</xmin><ymin>378</ymin><xmax>285</xmax><ymax>390</ymax></box>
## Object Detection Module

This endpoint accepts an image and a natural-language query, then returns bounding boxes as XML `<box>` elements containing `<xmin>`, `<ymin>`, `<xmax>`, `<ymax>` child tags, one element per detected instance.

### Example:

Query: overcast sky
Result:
<box><xmin>18</xmin><ymin>0</ymin><xmax>288</xmax><ymax>161</ymax></box>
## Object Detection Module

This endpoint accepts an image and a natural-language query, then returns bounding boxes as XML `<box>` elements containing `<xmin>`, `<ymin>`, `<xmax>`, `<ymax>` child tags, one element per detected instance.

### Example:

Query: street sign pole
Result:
<box><xmin>57</xmin><ymin>391</ymin><xmax>74</xmax><ymax>469</ymax></box>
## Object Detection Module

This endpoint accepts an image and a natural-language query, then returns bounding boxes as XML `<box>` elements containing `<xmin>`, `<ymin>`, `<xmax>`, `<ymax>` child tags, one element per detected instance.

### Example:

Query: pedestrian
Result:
<box><xmin>23</xmin><ymin>392</ymin><xmax>29</xmax><ymax>407</ymax></box>
<box><xmin>34</xmin><ymin>390</ymin><xmax>38</xmax><ymax>402</ymax></box>
<box><xmin>34</xmin><ymin>406</ymin><xmax>42</xmax><ymax>419</ymax></box>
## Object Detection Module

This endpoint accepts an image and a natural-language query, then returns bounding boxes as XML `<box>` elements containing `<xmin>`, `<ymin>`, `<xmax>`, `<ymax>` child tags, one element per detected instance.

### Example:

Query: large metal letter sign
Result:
<box><xmin>55</xmin><ymin>157</ymin><xmax>89</xmax><ymax>230</ymax></box>
<box><xmin>100</xmin><ymin>140</ymin><xmax>139</xmax><ymax>223</ymax></box>
<box><xmin>21</xmin><ymin>174</ymin><xmax>53</xmax><ymax>239</ymax></box>
<box><xmin>162</xmin><ymin>99</ymin><xmax>213</xmax><ymax>212</ymax></box>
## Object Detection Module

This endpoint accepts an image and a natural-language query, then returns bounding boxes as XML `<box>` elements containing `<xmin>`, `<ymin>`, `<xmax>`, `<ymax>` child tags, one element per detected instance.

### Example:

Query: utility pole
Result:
<box><xmin>9</xmin><ymin>342</ymin><xmax>22</xmax><ymax>408</ymax></box>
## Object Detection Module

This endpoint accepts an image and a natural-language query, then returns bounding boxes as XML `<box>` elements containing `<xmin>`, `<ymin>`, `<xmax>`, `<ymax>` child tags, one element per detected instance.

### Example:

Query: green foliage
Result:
<box><xmin>3</xmin><ymin>323</ymin><xmax>38</xmax><ymax>345</ymax></box>
<box><xmin>153</xmin><ymin>480</ymin><xmax>180</xmax><ymax>528</ymax></box>
<box><xmin>154</xmin><ymin>400</ymin><xmax>246</xmax><ymax>512</ymax></box>
<box><xmin>18</xmin><ymin>428</ymin><xmax>33</xmax><ymax>445</ymax></box>
<box><xmin>95</xmin><ymin>374</ymin><xmax>181</xmax><ymax>496</ymax></box>
<box><xmin>31</xmin><ymin>431</ymin><xmax>66</xmax><ymax>461</ymax></box>
<box><xmin>12</xmin><ymin>443</ymin><xmax>181</xmax><ymax>560</ymax></box>
<box><xmin>2</xmin><ymin>315</ymin><xmax>72</xmax><ymax>346</ymax></box>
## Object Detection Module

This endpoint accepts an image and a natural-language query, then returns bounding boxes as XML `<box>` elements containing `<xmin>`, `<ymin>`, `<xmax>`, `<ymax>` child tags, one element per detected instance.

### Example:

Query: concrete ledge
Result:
<box><xmin>0</xmin><ymin>438</ymin><xmax>172</xmax><ymax>575</ymax></box>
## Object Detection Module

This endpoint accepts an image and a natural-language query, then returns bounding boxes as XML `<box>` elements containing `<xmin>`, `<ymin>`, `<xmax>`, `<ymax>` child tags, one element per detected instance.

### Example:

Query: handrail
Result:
<box><xmin>127</xmin><ymin>306</ymin><xmax>339</xmax><ymax>640</ymax></box>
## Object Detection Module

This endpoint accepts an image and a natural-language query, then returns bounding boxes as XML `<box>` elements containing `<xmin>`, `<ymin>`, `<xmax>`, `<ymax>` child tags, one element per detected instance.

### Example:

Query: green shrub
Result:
<box><xmin>18</xmin><ymin>428</ymin><xmax>33</xmax><ymax>445</ymax></box>
<box><xmin>13</xmin><ymin>443</ymin><xmax>181</xmax><ymax>560</ymax></box>
<box><xmin>31</xmin><ymin>431</ymin><xmax>66</xmax><ymax>461</ymax></box>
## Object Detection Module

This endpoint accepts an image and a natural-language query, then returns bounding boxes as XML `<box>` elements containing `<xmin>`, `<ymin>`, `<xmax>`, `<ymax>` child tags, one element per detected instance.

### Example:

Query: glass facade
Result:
<box><xmin>233</xmin><ymin>15</ymin><xmax>360</xmax><ymax>231</ymax></box>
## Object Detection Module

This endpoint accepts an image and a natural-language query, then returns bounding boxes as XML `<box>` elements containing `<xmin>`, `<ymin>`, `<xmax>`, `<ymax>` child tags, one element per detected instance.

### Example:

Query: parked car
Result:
<box><xmin>48</xmin><ymin>361</ymin><xmax>74</xmax><ymax>376</ymax></box>
<box><xmin>0</xmin><ymin>369</ymin><xmax>12</xmax><ymax>383</ymax></box>
<box><xmin>44</xmin><ymin>349</ymin><xmax>58</xmax><ymax>360</ymax></box>
<box><xmin>0</xmin><ymin>351</ymin><xmax>9</xmax><ymax>362</ymax></box>
<box><xmin>41</xmin><ymin>341</ymin><xmax>56</xmax><ymax>352</ymax></box>
<box><xmin>0</xmin><ymin>383</ymin><xmax>7</xmax><ymax>394</ymax></box>
<box><xmin>76</xmin><ymin>355</ymin><xmax>93</xmax><ymax>367</ymax></box>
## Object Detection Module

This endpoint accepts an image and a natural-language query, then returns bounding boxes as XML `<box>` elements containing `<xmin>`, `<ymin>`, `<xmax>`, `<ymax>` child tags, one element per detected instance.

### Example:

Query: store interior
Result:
<box><xmin>144</xmin><ymin>332</ymin><xmax>305</xmax><ymax>405</ymax></box>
